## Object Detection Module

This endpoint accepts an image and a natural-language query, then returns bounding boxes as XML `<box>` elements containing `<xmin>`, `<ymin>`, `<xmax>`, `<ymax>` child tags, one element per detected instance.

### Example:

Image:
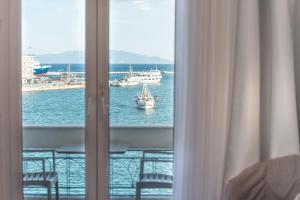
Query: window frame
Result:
<box><xmin>86</xmin><ymin>0</ymin><xmax>110</xmax><ymax>199</ymax></box>
<box><xmin>4</xmin><ymin>0</ymin><xmax>177</xmax><ymax>198</ymax></box>
<box><xmin>2</xmin><ymin>0</ymin><xmax>110</xmax><ymax>199</ymax></box>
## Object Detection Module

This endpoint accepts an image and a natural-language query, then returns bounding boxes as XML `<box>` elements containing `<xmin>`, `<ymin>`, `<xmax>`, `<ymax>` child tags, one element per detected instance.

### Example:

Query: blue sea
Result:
<box><xmin>22</xmin><ymin>64</ymin><xmax>174</xmax><ymax>197</ymax></box>
<box><xmin>22</xmin><ymin>64</ymin><xmax>174</xmax><ymax>126</ymax></box>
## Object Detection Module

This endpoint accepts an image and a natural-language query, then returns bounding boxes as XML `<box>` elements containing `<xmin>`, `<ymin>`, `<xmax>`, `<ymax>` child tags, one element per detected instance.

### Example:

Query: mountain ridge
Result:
<box><xmin>36</xmin><ymin>50</ymin><xmax>173</xmax><ymax>64</ymax></box>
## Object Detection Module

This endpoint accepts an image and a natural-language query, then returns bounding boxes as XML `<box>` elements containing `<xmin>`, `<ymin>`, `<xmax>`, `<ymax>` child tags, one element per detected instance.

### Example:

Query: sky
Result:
<box><xmin>22</xmin><ymin>0</ymin><xmax>175</xmax><ymax>61</ymax></box>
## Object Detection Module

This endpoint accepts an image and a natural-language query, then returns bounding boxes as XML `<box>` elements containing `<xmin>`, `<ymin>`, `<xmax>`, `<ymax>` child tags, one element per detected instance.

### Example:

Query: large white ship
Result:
<box><xmin>22</xmin><ymin>55</ymin><xmax>51</xmax><ymax>83</ymax></box>
<box><xmin>110</xmin><ymin>65</ymin><xmax>162</xmax><ymax>87</ymax></box>
<box><xmin>22</xmin><ymin>56</ymin><xmax>36</xmax><ymax>83</ymax></box>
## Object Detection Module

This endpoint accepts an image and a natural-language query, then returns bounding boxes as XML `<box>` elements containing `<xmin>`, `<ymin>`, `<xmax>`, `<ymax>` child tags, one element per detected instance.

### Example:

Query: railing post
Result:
<box><xmin>52</xmin><ymin>150</ymin><xmax>56</xmax><ymax>173</ymax></box>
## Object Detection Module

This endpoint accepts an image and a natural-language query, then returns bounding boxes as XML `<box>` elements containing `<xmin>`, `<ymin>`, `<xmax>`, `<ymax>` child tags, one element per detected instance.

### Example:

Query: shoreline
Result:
<box><xmin>22</xmin><ymin>84</ymin><xmax>85</xmax><ymax>92</ymax></box>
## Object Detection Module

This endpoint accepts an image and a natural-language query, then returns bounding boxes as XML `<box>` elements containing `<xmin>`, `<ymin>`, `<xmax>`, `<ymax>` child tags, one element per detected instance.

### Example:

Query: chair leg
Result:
<box><xmin>47</xmin><ymin>184</ymin><xmax>51</xmax><ymax>200</ymax></box>
<box><xmin>136</xmin><ymin>183</ymin><xmax>141</xmax><ymax>200</ymax></box>
<box><xmin>55</xmin><ymin>181</ymin><xmax>59</xmax><ymax>200</ymax></box>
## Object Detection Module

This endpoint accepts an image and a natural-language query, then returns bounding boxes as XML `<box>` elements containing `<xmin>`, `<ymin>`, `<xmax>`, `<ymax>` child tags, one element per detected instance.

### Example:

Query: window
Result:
<box><xmin>109</xmin><ymin>0</ymin><xmax>175</xmax><ymax>198</ymax></box>
<box><xmin>20</xmin><ymin>0</ymin><xmax>175</xmax><ymax>199</ymax></box>
<box><xmin>22</xmin><ymin>0</ymin><xmax>87</xmax><ymax>198</ymax></box>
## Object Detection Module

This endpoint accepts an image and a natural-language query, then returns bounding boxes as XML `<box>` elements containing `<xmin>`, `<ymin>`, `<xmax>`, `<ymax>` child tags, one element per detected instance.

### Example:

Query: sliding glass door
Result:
<box><xmin>109</xmin><ymin>0</ymin><xmax>175</xmax><ymax>199</ymax></box>
<box><xmin>22</xmin><ymin>0</ymin><xmax>87</xmax><ymax>199</ymax></box>
<box><xmin>21</xmin><ymin>0</ymin><xmax>175</xmax><ymax>199</ymax></box>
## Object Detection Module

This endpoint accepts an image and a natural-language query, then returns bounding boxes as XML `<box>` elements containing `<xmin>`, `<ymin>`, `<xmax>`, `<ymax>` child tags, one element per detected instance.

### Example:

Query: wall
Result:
<box><xmin>23</xmin><ymin>126</ymin><xmax>173</xmax><ymax>150</ymax></box>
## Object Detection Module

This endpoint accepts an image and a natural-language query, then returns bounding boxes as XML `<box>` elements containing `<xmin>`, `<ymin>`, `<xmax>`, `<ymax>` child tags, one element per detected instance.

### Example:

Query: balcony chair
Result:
<box><xmin>224</xmin><ymin>154</ymin><xmax>300</xmax><ymax>200</ymax></box>
<box><xmin>136</xmin><ymin>151</ymin><xmax>173</xmax><ymax>200</ymax></box>
<box><xmin>23</xmin><ymin>157</ymin><xmax>59</xmax><ymax>200</ymax></box>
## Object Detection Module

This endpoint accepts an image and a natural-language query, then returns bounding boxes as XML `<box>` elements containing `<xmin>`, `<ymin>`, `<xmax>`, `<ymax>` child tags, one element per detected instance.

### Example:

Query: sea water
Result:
<box><xmin>22</xmin><ymin>64</ymin><xmax>174</xmax><ymax>197</ymax></box>
<box><xmin>22</xmin><ymin>64</ymin><xmax>174</xmax><ymax>126</ymax></box>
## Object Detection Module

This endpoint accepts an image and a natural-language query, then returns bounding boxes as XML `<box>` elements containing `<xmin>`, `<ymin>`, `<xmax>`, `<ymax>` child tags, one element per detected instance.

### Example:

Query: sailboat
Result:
<box><xmin>135</xmin><ymin>84</ymin><xmax>155</xmax><ymax>109</ymax></box>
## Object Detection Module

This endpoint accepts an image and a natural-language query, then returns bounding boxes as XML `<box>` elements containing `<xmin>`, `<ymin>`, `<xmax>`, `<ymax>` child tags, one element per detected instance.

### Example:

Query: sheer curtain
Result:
<box><xmin>174</xmin><ymin>0</ymin><xmax>300</xmax><ymax>199</ymax></box>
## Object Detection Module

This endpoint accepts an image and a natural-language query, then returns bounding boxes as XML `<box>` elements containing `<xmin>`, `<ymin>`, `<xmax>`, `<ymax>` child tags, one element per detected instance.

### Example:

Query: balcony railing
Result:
<box><xmin>22</xmin><ymin>126</ymin><xmax>173</xmax><ymax>198</ymax></box>
<box><xmin>23</xmin><ymin>150</ymin><xmax>173</xmax><ymax>197</ymax></box>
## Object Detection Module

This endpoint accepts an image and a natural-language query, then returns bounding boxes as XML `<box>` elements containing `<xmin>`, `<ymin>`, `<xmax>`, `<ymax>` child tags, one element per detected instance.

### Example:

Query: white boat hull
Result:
<box><xmin>117</xmin><ymin>81</ymin><xmax>140</xmax><ymax>86</ymax></box>
<box><xmin>109</xmin><ymin>68</ymin><xmax>163</xmax><ymax>87</ymax></box>
<box><xmin>140</xmin><ymin>79</ymin><xmax>161</xmax><ymax>84</ymax></box>
<box><xmin>111</xmin><ymin>79</ymin><xmax>161</xmax><ymax>87</ymax></box>
<box><xmin>136</xmin><ymin>99</ymin><xmax>155</xmax><ymax>109</ymax></box>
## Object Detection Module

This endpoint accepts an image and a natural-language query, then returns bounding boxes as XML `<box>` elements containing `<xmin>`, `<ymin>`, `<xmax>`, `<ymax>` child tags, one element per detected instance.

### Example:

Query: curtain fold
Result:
<box><xmin>224</xmin><ymin>0</ymin><xmax>261</xmax><ymax>181</ymax></box>
<box><xmin>175</xmin><ymin>0</ymin><xmax>300</xmax><ymax>199</ymax></box>
<box><xmin>260</xmin><ymin>0</ymin><xmax>299</xmax><ymax>160</ymax></box>
<box><xmin>174</xmin><ymin>0</ymin><xmax>237</xmax><ymax>199</ymax></box>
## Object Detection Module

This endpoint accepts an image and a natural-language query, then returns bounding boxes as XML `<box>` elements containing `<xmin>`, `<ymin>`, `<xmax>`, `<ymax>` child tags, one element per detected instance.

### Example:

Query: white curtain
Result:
<box><xmin>174</xmin><ymin>0</ymin><xmax>300</xmax><ymax>199</ymax></box>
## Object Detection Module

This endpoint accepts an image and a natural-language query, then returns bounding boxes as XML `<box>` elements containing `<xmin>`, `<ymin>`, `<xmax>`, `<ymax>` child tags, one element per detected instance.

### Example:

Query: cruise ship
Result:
<box><xmin>22</xmin><ymin>55</ymin><xmax>51</xmax><ymax>82</ymax></box>
<box><xmin>110</xmin><ymin>65</ymin><xmax>163</xmax><ymax>87</ymax></box>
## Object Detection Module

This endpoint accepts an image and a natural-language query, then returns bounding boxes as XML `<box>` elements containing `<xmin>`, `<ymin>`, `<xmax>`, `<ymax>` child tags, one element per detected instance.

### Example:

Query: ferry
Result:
<box><xmin>162</xmin><ymin>70</ymin><xmax>175</xmax><ymax>75</ymax></box>
<box><xmin>22</xmin><ymin>55</ymin><xmax>51</xmax><ymax>77</ymax></box>
<box><xmin>136</xmin><ymin>85</ymin><xmax>155</xmax><ymax>109</ymax></box>
<box><xmin>33</xmin><ymin>65</ymin><xmax>51</xmax><ymax>76</ymax></box>
<box><xmin>110</xmin><ymin>65</ymin><xmax>162</xmax><ymax>87</ymax></box>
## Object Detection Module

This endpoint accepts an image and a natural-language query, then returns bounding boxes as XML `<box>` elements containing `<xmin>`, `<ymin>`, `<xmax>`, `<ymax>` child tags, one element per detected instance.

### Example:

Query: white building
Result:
<box><xmin>22</xmin><ymin>56</ymin><xmax>36</xmax><ymax>83</ymax></box>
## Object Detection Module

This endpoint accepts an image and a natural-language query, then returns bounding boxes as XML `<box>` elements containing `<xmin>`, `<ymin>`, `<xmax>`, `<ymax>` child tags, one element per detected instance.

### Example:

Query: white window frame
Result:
<box><xmin>86</xmin><ymin>0</ymin><xmax>110</xmax><ymax>199</ymax></box>
<box><xmin>1</xmin><ymin>0</ymin><xmax>110</xmax><ymax>199</ymax></box>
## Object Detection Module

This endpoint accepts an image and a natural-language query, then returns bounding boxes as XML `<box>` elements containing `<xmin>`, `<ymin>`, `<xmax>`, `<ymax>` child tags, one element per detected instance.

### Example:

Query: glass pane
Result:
<box><xmin>22</xmin><ymin>0</ymin><xmax>86</xmax><ymax>199</ymax></box>
<box><xmin>109</xmin><ymin>0</ymin><xmax>175</xmax><ymax>199</ymax></box>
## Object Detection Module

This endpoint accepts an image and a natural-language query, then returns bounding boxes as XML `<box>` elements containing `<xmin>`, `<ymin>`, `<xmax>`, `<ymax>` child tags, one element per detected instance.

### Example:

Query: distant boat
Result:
<box><xmin>110</xmin><ymin>65</ymin><xmax>162</xmax><ymax>87</ymax></box>
<box><xmin>33</xmin><ymin>65</ymin><xmax>51</xmax><ymax>76</ymax></box>
<box><xmin>135</xmin><ymin>85</ymin><xmax>155</xmax><ymax>109</ymax></box>
<box><xmin>162</xmin><ymin>71</ymin><xmax>175</xmax><ymax>75</ymax></box>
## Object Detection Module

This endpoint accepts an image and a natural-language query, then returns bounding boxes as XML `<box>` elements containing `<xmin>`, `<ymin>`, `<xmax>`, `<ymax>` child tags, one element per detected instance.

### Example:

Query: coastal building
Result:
<box><xmin>22</xmin><ymin>55</ymin><xmax>52</xmax><ymax>85</ymax></box>
<box><xmin>21</xmin><ymin>55</ymin><xmax>36</xmax><ymax>83</ymax></box>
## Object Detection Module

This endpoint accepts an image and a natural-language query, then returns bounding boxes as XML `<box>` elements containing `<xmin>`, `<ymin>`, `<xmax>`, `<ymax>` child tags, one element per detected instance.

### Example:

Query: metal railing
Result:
<box><xmin>23</xmin><ymin>149</ymin><xmax>173</xmax><ymax>197</ymax></box>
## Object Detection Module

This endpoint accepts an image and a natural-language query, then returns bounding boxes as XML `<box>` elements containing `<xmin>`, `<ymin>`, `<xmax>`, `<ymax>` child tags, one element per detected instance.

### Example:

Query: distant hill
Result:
<box><xmin>36</xmin><ymin>50</ymin><xmax>173</xmax><ymax>64</ymax></box>
<box><xmin>37</xmin><ymin>51</ymin><xmax>84</xmax><ymax>64</ymax></box>
<box><xmin>110</xmin><ymin>50</ymin><xmax>172</xmax><ymax>64</ymax></box>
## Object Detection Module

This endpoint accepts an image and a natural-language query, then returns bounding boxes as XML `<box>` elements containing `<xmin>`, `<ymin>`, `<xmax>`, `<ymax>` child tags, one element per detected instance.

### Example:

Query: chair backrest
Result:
<box><xmin>23</xmin><ymin>149</ymin><xmax>56</xmax><ymax>173</ymax></box>
<box><xmin>23</xmin><ymin>157</ymin><xmax>47</xmax><ymax>181</ymax></box>
<box><xmin>139</xmin><ymin>150</ymin><xmax>173</xmax><ymax>182</ymax></box>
